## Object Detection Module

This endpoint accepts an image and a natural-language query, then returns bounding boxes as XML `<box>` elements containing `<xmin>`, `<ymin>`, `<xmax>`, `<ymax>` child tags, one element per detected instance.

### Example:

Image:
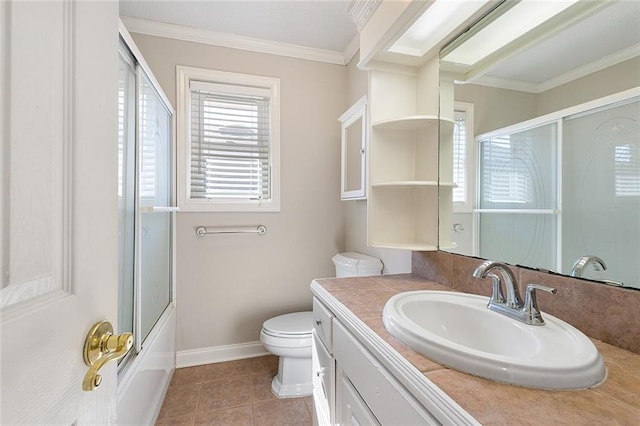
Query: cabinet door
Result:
<box><xmin>333</xmin><ymin>321</ymin><xmax>439</xmax><ymax>424</ymax></box>
<box><xmin>312</xmin><ymin>332</ymin><xmax>334</xmax><ymax>425</ymax></box>
<box><xmin>336</xmin><ymin>367</ymin><xmax>380</xmax><ymax>426</ymax></box>
<box><xmin>339</xmin><ymin>96</ymin><xmax>367</xmax><ymax>200</ymax></box>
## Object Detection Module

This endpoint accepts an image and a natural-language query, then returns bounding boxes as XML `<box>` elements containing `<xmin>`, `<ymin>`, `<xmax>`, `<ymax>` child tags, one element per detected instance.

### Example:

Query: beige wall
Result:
<box><xmin>536</xmin><ymin>57</ymin><xmax>640</xmax><ymax>116</ymax></box>
<box><xmin>131</xmin><ymin>33</ymin><xmax>347</xmax><ymax>352</ymax></box>
<box><xmin>454</xmin><ymin>84</ymin><xmax>538</xmax><ymax>136</ymax></box>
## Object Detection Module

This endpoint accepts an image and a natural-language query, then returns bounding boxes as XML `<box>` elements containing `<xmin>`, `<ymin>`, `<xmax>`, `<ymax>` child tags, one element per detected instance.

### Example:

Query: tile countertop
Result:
<box><xmin>312</xmin><ymin>274</ymin><xmax>640</xmax><ymax>425</ymax></box>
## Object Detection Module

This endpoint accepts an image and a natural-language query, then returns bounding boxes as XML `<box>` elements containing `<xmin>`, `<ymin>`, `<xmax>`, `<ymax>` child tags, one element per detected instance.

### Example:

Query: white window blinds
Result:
<box><xmin>480</xmin><ymin>135</ymin><xmax>530</xmax><ymax>204</ymax></box>
<box><xmin>452</xmin><ymin>109</ymin><xmax>467</xmax><ymax>203</ymax></box>
<box><xmin>615</xmin><ymin>143</ymin><xmax>640</xmax><ymax>197</ymax></box>
<box><xmin>189</xmin><ymin>80</ymin><xmax>271</xmax><ymax>201</ymax></box>
<box><xmin>140</xmin><ymin>78</ymin><xmax>159</xmax><ymax>200</ymax></box>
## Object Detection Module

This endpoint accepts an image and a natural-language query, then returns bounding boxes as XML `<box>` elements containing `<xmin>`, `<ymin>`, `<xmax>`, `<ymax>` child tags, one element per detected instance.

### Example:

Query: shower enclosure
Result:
<box><xmin>117</xmin><ymin>26</ymin><xmax>176</xmax><ymax>424</ymax></box>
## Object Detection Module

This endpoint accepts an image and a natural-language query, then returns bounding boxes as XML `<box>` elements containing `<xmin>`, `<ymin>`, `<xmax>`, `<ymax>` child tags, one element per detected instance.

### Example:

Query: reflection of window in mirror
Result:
<box><xmin>452</xmin><ymin>102</ymin><xmax>474</xmax><ymax>212</ymax></box>
<box><xmin>481</xmin><ymin>135</ymin><xmax>531</xmax><ymax>204</ymax></box>
<box><xmin>614</xmin><ymin>144</ymin><xmax>640</xmax><ymax>197</ymax></box>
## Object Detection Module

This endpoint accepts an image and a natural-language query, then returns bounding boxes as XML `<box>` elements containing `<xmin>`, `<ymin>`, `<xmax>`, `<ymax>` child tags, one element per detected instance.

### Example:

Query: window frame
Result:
<box><xmin>176</xmin><ymin>65</ymin><xmax>281</xmax><ymax>212</ymax></box>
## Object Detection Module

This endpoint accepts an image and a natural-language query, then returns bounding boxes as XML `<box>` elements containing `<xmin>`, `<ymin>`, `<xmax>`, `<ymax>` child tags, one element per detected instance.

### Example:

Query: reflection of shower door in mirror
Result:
<box><xmin>476</xmin><ymin>123</ymin><xmax>559</xmax><ymax>271</ymax></box>
<box><xmin>563</xmin><ymin>98</ymin><xmax>640</xmax><ymax>286</ymax></box>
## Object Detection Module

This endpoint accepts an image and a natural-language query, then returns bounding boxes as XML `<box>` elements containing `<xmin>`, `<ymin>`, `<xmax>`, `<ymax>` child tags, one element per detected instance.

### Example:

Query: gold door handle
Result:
<box><xmin>82</xmin><ymin>320</ymin><xmax>133</xmax><ymax>391</ymax></box>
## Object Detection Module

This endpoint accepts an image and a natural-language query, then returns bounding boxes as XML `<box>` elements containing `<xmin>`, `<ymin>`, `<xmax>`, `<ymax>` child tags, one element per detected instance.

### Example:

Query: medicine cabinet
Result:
<box><xmin>339</xmin><ymin>96</ymin><xmax>368</xmax><ymax>200</ymax></box>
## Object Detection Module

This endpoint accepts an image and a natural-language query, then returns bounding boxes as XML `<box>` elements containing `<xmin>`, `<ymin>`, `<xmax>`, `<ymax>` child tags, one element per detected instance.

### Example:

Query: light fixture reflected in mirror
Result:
<box><xmin>441</xmin><ymin>0</ymin><xmax>580</xmax><ymax>67</ymax></box>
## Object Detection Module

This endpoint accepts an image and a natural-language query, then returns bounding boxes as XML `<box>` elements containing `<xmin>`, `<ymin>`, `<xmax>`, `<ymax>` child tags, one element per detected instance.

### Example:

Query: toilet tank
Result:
<box><xmin>332</xmin><ymin>252</ymin><xmax>383</xmax><ymax>277</ymax></box>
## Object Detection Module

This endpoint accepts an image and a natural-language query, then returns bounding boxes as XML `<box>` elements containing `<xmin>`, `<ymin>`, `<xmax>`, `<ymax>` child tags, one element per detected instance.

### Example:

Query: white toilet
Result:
<box><xmin>260</xmin><ymin>252</ymin><xmax>383</xmax><ymax>398</ymax></box>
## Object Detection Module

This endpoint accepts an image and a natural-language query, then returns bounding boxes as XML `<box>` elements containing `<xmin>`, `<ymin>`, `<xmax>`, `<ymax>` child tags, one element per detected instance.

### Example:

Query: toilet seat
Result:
<box><xmin>261</xmin><ymin>312</ymin><xmax>313</xmax><ymax>349</ymax></box>
<box><xmin>262</xmin><ymin>312</ymin><xmax>313</xmax><ymax>337</ymax></box>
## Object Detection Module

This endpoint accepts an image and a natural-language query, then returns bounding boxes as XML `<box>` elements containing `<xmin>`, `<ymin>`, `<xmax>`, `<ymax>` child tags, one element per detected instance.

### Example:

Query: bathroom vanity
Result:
<box><xmin>310</xmin><ymin>274</ymin><xmax>640</xmax><ymax>425</ymax></box>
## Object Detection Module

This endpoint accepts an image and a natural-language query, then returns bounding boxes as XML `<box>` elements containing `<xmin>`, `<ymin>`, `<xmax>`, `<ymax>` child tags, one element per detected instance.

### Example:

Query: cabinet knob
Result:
<box><xmin>315</xmin><ymin>319</ymin><xmax>322</xmax><ymax>326</ymax></box>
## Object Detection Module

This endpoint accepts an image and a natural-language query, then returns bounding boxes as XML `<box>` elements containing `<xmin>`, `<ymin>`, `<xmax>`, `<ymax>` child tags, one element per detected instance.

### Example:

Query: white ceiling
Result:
<box><xmin>119</xmin><ymin>0</ymin><xmax>358</xmax><ymax>53</ymax></box>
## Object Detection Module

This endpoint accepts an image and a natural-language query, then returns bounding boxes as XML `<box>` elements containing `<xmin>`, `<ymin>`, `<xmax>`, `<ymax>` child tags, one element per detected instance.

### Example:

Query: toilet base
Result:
<box><xmin>271</xmin><ymin>356</ymin><xmax>313</xmax><ymax>398</ymax></box>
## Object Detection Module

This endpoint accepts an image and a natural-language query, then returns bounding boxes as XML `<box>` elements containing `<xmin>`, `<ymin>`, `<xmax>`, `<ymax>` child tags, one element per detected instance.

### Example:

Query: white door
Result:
<box><xmin>1</xmin><ymin>1</ymin><xmax>121</xmax><ymax>423</ymax></box>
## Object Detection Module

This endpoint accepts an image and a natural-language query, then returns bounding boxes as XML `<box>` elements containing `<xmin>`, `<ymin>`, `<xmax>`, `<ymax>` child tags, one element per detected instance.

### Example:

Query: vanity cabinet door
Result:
<box><xmin>333</xmin><ymin>321</ymin><xmax>439</xmax><ymax>425</ymax></box>
<box><xmin>312</xmin><ymin>331</ymin><xmax>334</xmax><ymax>426</ymax></box>
<box><xmin>313</xmin><ymin>297</ymin><xmax>334</xmax><ymax>352</ymax></box>
<box><xmin>336</xmin><ymin>366</ymin><xmax>380</xmax><ymax>426</ymax></box>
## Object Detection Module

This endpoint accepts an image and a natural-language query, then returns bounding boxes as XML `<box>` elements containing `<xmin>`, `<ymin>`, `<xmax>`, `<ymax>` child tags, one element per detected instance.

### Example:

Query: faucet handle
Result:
<box><xmin>522</xmin><ymin>284</ymin><xmax>557</xmax><ymax>325</ymax></box>
<box><xmin>487</xmin><ymin>272</ymin><xmax>506</xmax><ymax>305</ymax></box>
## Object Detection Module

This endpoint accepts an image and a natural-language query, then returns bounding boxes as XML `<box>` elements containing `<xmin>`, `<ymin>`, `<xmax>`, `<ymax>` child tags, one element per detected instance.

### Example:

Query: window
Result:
<box><xmin>177</xmin><ymin>66</ymin><xmax>280</xmax><ymax>211</ymax></box>
<box><xmin>452</xmin><ymin>102</ymin><xmax>474</xmax><ymax>212</ymax></box>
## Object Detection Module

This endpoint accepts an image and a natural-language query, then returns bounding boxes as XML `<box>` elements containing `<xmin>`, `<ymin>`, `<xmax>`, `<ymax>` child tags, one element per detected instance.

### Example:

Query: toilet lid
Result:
<box><xmin>263</xmin><ymin>311</ymin><xmax>313</xmax><ymax>336</ymax></box>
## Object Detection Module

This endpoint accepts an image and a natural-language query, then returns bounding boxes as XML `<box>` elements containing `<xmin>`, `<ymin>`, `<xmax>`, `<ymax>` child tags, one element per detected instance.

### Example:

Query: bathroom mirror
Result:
<box><xmin>339</xmin><ymin>96</ymin><xmax>367</xmax><ymax>200</ymax></box>
<box><xmin>438</xmin><ymin>0</ymin><xmax>640</xmax><ymax>289</ymax></box>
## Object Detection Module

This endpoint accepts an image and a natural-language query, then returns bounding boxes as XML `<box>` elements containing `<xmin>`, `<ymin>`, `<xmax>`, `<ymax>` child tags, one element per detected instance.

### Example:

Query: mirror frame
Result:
<box><xmin>339</xmin><ymin>95</ymin><xmax>368</xmax><ymax>200</ymax></box>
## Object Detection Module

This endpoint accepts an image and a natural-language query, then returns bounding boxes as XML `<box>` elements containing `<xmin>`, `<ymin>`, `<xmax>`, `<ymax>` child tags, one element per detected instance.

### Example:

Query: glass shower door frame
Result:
<box><xmin>118</xmin><ymin>36</ymin><xmax>176</xmax><ymax>364</ymax></box>
<box><xmin>473</xmin><ymin>119</ymin><xmax>562</xmax><ymax>272</ymax></box>
<box><xmin>134</xmin><ymin>66</ymin><xmax>175</xmax><ymax>354</ymax></box>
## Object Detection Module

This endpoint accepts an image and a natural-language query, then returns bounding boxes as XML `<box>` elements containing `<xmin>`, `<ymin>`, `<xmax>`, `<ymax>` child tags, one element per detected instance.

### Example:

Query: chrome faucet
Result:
<box><xmin>473</xmin><ymin>260</ymin><xmax>557</xmax><ymax>326</ymax></box>
<box><xmin>570</xmin><ymin>255</ymin><xmax>607</xmax><ymax>277</ymax></box>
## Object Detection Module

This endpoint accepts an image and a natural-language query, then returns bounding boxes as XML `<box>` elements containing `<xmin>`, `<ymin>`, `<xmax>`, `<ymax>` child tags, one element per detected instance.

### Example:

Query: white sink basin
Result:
<box><xmin>383</xmin><ymin>291</ymin><xmax>606</xmax><ymax>389</ymax></box>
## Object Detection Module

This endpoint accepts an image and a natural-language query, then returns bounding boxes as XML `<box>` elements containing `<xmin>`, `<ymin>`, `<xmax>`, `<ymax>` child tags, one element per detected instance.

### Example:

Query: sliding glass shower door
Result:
<box><xmin>139</xmin><ymin>71</ymin><xmax>173</xmax><ymax>342</ymax></box>
<box><xmin>118</xmin><ymin>43</ymin><xmax>137</xmax><ymax>339</ymax></box>
<box><xmin>118</xmin><ymin>40</ymin><xmax>174</xmax><ymax>363</ymax></box>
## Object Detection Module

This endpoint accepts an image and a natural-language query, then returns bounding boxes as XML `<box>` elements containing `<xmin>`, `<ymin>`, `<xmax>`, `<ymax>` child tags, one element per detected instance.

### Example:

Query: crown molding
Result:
<box><xmin>469</xmin><ymin>75</ymin><xmax>540</xmax><ymax>93</ymax></box>
<box><xmin>343</xmin><ymin>33</ymin><xmax>360</xmax><ymax>64</ymax></box>
<box><xmin>347</xmin><ymin>0</ymin><xmax>382</xmax><ymax>31</ymax></box>
<box><xmin>121</xmin><ymin>16</ymin><xmax>347</xmax><ymax>66</ymax></box>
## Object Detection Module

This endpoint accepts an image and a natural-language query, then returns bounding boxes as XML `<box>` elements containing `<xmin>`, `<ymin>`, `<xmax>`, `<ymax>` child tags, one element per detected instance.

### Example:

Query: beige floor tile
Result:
<box><xmin>202</xmin><ymin>358</ymin><xmax>257</xmax><ymax>383</ymax></box>
<box><xmin>195</xmin><ymin>404</ymin><xmax>254</xmax><ymax>425</ymax></box>
<box><xmin>157</xmin><ymin>383</ymin><xmax>200</xmax><ymax>420</ymax></box>
<box><xmin>157</xmin><ymin>356</ymin><xmax>319</xmax><ymax>425</ymax></box>
<box><xmin>250</xmin><ymin>372</ymin><xmax>277</xmax><ymax>402</ymax></box>
<box><xmin>199</xmin><ymin>376</ymin><xmax>253</xmax><ymax>414</ymax></box>
<box><xmin>156</xmin><ymin>414</ymin><xmax>196</xmax><ymax>426</ymax></box>
<box><xmin>253</xmin><ymin>398</ymin><xmax>311</xmax><ymax>426</ymax></box>
<box><xmin>249</xmin><ymin>355</ymin><xmax>278</xmax><ymax>375</ymax></box>
<box><xmin>171</xmin><ymin>365</ymin><xmax>205</xmax><ymax>387</ymax></box>
<box><xmin>303</xmin><ymin>396</ymin><xmax>313</xmax><ymax>417</ymax></box>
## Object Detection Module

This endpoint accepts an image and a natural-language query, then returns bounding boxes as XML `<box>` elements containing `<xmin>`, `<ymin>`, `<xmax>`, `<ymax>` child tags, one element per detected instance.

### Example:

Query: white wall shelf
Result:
<box><xmin>371</xmin><ymin>180</ymin><xmax>438</xmax><ymax>188</ymax></box>
<box><xmin>372</xmin><ymin>115</ymin><xmax>443</xmax><ymax>130</ymax></box>
<box><xmin>370</xmin><ymin>241</ymin><xmax>439</xmax><ymax>251</ymax></box>
<box><xmin>367</xmin><ymin>64</ymin><xmax>442</xmax><ymax>251</ymax></box>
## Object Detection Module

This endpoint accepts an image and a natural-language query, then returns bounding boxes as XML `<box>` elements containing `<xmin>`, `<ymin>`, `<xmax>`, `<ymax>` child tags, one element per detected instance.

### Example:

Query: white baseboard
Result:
<box><xmin>176</xmin><ymin>341</ymin><xmax>269</xmax><ymax>368</ymax></box>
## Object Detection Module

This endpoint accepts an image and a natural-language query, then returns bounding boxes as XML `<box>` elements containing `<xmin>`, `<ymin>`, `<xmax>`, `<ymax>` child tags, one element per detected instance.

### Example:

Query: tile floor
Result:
<box><xmin>156</xmin><ymin>355</ymin><xmax>314</xmax><ymax>425</ymax></box>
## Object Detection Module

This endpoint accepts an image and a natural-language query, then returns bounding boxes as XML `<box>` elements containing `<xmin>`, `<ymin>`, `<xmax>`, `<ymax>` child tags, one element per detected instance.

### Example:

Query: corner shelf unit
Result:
<box><xmin>368</xmin><ymin>114</ymin><xmax>453</xmax><ymax>251</ymax></box>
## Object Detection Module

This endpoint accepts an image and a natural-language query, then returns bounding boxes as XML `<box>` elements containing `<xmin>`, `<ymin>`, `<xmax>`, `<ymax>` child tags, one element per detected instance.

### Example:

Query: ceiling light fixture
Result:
<box><xmin>389</xmin><ymin>0</ymin><xmax>493</xmax><ymax>57</ymax></box>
